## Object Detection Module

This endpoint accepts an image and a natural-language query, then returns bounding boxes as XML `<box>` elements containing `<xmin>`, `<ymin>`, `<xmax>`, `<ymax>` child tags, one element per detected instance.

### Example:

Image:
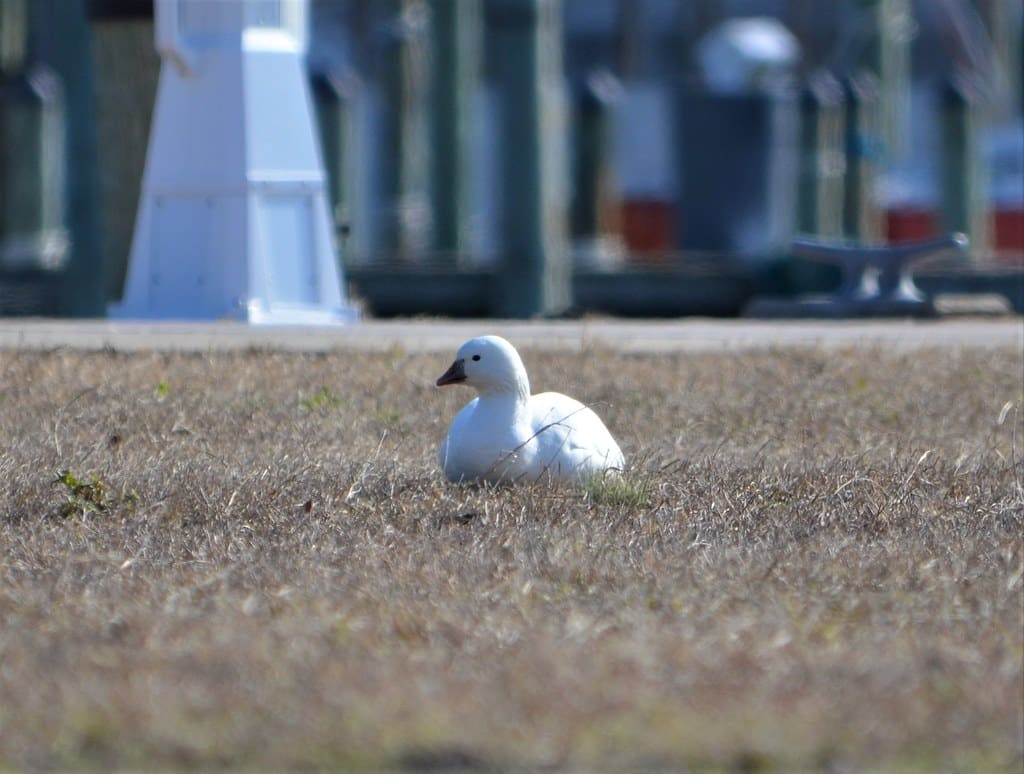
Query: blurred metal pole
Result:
<box><xmin>797</xmin><ymin>71</ymin><xmax>845</xmax><ymax>237</ymax></box>
<box><xmin>570</xmin><ymin>69</ymin><xmax>622</xmax><ymax>269</ymax></box>
<box><xmin>51</xmin><ymin>0</ymin><xmax>105</xmax><ymax>316</ymax></box>
<box><xmin>979</xmin><ymin>0</ymin><xmax>1022</xmax><ymax>116</ymax></box>
<box><xmin>89</xmin><ymin>2</ymin><xmax>158</xmax><ymax>304</ymax></box>
<box><xmin>429</xmin><ymin>0</ymin><xmax>479</xmax><ymax>265</ymax></box>
<box><xmin>0</xmin><ymin>0</ymin><xmax>27</xmax><ymax>73</ymax></box>
<box><xmin>0</xmin><ymin>0</ymin><xmax>80</xmax><ymax>315</ymax></box>
<box><xmin>312</xmin><ymin>70</ymin><xmax>359</xmax><ymax>246</ymax></box>
<box><xmin>941</xmin><ymin>77</ymin><xmax>991</xmax><ymax>260</ymax></box>
<box><xmin>0</xmin><ymin>0</ymin><xmax>65</xmax><ymax>263</ymax></box>
<box><xmin>378</xmin><ymin>0</ymin><xmax>430</xmax><ymax>260</ymax></box>
<box><xmin>842</xmin><ymin>72</ymin><xmax>884</xmax><ymax>244</ymax></box>
<box><xmin>857</xmin><ymin>0</ymin><xmax>911</xmax><ymax>157</ymax></box>
<box><xmin>615</xmin><ymin>0</ymin><xmax>641</xmax><ymax>80</ymax></box>
<box><xmin>490</xmin><ymin>0</ymin><xmax>569</xmax><ymax>317</ymax></box>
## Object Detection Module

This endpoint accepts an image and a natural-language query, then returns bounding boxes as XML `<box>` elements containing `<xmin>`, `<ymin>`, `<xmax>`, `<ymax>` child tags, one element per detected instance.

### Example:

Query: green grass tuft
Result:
<box><xmin>582</xmin><ymin>472</ymin><xmax>653</xmax><ymax>508</ymax></box>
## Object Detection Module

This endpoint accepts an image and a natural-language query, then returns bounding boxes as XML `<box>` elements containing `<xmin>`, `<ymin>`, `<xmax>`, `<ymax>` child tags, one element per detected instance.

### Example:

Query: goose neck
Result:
<box><xmin>477</xmin><ymin>379</ymin><xmax>530</xmax><ymax>405</ymax></box>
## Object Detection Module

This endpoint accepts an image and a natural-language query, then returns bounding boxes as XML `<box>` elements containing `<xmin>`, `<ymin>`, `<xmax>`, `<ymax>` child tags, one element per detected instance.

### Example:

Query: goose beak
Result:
<box><xmin>436</xmin><ymin>358</ymin><xmax>466</xmax><ymax>386</ymax></box>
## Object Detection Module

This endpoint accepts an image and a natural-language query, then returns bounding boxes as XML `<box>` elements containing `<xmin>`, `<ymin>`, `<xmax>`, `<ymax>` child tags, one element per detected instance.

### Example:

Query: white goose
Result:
<box><xmin>435</xmin><ymin>335</ymin><xmax>624</xmax><ymax>484</ymax></box>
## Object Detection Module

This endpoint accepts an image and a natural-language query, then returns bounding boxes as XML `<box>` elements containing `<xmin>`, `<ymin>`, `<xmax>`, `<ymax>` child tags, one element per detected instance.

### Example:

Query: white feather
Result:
<box><xmin>437</xmin><ymin>336</ymin><xmax>624</xmax><ymax>484</ymax></box>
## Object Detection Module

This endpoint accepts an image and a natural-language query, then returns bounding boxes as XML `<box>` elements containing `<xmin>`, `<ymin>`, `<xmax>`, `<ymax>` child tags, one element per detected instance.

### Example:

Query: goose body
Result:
<box><xmin>436</xmin><ymin>336</ymin><xmax>624</xmax><ymax>484</ymax></box>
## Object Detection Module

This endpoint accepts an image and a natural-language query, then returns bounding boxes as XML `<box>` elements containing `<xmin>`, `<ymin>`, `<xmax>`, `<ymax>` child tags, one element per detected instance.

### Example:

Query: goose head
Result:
<box><xmin>436</xmin><ymin>335</ymin><xmax>530</xmax><ymax>398</ymax></box>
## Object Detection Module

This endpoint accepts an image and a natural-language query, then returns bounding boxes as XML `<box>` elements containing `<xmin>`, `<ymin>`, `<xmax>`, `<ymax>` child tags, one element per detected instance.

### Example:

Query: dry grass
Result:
<box><xmin>0</xmin><ymin>342</ymin><xmax>1021</xmax><ymax>770</ymax></box>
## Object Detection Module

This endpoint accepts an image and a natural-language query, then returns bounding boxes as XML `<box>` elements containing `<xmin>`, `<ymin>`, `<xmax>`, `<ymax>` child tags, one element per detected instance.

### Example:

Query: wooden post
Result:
<box><xmin>490</xmin><ymin>0</ymin><xmax>570</xmax><ymax>318</ymax></box>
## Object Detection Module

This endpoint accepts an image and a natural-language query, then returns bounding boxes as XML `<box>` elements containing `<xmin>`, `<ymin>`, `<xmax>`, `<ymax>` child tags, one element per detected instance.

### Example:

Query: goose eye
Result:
<box><xmin>472</xmin><ymin>355</ymin><xmax>481</xmax><ymax>361</ymax></box>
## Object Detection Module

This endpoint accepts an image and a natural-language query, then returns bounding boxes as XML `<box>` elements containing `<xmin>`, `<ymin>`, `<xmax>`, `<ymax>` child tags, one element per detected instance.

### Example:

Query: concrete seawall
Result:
<box><xmin>0</xmin><ymin>318</ymin><xmax>1020</xmax><ymax>354</ymax></box>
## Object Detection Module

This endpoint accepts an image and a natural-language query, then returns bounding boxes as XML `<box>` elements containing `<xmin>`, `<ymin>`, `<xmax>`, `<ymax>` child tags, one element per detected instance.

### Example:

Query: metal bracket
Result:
<box><xmin>791</xmin><ymin>232</ymin><xmax>969</xmax><ymax>304</ymax></box>
<box><xmin>746</xmin><ymin>232</ymin><xmax>971</xmax><ymax>318</ymax></box>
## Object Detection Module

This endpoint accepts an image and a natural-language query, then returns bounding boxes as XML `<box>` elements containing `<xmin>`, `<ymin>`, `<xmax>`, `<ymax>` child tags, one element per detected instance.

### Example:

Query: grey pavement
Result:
<box><xmin>0</xmin><ymin>318</ymin><xmax>1020</xmax><ymax>354</ymax></box>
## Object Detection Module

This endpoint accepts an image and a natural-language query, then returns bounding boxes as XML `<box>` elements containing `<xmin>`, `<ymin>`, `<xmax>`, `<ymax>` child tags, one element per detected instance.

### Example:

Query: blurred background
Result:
<box><xmin>1</xmin><ymin>0</ymin><xmax>1022</xmax><ymax>317</ymax></box>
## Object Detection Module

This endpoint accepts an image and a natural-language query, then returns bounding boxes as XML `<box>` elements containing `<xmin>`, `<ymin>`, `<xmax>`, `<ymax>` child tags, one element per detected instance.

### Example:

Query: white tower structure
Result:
<box><xmin>112</xmin><ymin>0</ymin><xmax>357</xmax><ymax>323</ymax></box>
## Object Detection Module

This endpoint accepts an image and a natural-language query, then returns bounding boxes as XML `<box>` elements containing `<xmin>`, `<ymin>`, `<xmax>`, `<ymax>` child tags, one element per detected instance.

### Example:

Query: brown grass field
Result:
<box><xmin>0</xmin><ymin>341</ymin><xmax>1021</xmax><ymax>770</ymax></box>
